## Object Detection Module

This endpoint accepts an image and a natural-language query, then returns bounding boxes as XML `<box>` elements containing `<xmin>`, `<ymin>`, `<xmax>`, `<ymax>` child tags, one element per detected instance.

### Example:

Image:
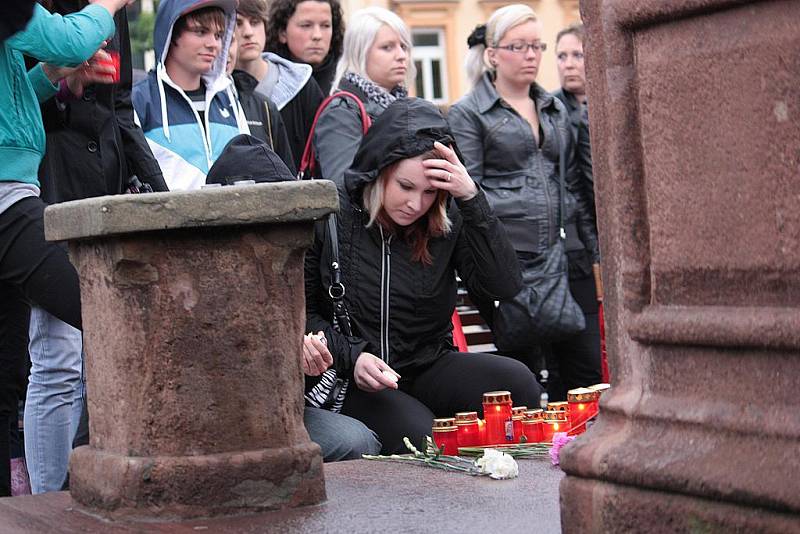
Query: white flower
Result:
<box><xmin>475</xmin><ymin>448</ymin><xmax>519</xmax><ymax>480</ymax></box>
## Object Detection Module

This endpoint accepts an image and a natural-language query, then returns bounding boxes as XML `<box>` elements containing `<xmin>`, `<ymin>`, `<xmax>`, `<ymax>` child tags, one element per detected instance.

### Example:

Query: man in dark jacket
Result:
<box><xmin>24</xmin><ymin>0</ymin><xmax>166</xmax><ymax>495</ymax></box>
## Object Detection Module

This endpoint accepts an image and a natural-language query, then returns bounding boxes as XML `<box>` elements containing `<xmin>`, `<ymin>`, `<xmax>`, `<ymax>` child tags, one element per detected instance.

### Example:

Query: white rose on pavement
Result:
<box><xmin>475</xmin><ymin>448</ymin><xmax>519</xmax><ymax>480</ymax></box>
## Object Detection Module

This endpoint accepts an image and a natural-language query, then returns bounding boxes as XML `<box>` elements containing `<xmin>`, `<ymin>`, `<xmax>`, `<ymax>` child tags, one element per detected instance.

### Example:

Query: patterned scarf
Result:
<box><xmin>343</xmin><ymin>71</ymin><xmax>408</xmax><ymax>110</ymax></box>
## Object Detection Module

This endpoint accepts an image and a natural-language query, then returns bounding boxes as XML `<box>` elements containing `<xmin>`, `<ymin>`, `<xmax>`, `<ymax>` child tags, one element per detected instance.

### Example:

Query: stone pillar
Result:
<box><xmin>44</xmin><ymin>182</ymin><xmax>338</xmax><ymax>521</ymax></box>
<box><xmin>560</xmin><ymin>0</ymin><xmax>800</xmax><ymax>531</ymax></box>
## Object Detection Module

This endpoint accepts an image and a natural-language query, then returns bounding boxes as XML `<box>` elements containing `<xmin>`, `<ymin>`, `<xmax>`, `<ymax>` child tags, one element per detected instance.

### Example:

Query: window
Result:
<box><xmin>412</xmin><ymin>29</ymin><xmax>448</xmax><ymax>104</ymax></box>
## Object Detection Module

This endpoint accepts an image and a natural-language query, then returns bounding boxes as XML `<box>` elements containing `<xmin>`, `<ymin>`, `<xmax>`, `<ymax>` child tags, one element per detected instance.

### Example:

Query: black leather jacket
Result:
<box><xmin>449</xmin><ymin>74</ymin><xmax>599</xmax><ymax>273</ymax></box>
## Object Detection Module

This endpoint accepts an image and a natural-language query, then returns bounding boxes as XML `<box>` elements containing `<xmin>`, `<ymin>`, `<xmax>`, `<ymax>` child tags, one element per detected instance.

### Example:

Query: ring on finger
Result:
<box><xmin>446</xmin><ymin>172</ymin><xmax>452</xmax><ymax>182</ymax></box>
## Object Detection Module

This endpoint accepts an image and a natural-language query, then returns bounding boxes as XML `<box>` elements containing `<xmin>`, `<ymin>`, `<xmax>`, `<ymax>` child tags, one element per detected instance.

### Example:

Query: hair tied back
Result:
<box><xmin>467</xmin><ymin>24</ymin><xmax>487</xmax><ymax>48</ymax></box>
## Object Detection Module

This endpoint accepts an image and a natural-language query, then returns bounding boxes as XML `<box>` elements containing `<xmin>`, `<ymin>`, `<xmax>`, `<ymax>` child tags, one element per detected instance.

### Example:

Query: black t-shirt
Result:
<box><xmin>185</xmin><ymin>82</ymin><xmax>207</xmax><ymax>130</ymax></box>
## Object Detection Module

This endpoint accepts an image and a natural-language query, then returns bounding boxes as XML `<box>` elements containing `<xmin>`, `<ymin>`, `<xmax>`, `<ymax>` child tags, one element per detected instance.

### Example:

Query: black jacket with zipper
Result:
<box><xmin>33</xmin><ymin>1</ymin><xmax>167</xmax><ymax>201</ymax></box>
<box><xmin>304</xmin><ymin>98</ymin><xmax>522</xmax><ymax>384</ymax></box>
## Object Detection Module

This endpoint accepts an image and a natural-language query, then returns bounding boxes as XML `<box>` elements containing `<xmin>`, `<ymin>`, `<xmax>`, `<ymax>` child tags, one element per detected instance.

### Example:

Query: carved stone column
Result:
<box><xmin>44</xmin><ymin>182</ymin><xmax>338</xmax><ymax>521</ymax></box>
<box><xmin>560</xmin><ymin>1</ymin><xmax>800</xmax><ymax>531</ymax></box>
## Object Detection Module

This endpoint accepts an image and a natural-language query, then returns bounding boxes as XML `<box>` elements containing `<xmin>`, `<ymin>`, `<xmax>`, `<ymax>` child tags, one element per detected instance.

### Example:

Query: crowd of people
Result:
<box><xmin>0</xmin><ymin>0</ymin><xmax>597</xmax><ymax>496</ymax></box>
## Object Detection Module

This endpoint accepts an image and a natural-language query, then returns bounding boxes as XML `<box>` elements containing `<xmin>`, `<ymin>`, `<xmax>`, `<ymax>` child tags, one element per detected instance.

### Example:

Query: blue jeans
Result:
<box><xmin>24</xmin><ymin>307</ymin><xmax>84</xmax><ymax>494</ymax></box>
<box><xmin>303</xmin><ymin>406</ymin><xmax>380</xmax><ymax>462</ymax></box>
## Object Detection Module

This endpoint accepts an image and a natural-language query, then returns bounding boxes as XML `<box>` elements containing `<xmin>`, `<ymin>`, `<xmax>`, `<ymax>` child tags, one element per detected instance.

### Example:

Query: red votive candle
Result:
<box><xmin>587</xmin><ymin>384</ymin><xmax>609</xmax><ymax>428</ymax></box>
<box><xmin>547</xmin><ymin>401</ymin><xmax>571</xmax><ymax>433</ymax></box>
<box><xmin>432</xmin><ymin>418</ymin><xmax>459</xmax><ymax>455</ymax></box>
<box><xmin>455</xmin><ymin>411</ymin><xmax>481</xmax><ymax>447</ymax></box>
<box><xmin>477</xmin><ymin>418</ymin><xmax>486</xmax><ymax>445</ymax></box>
<box><xmin>482</xmin><ymin>391</ymin><xmax>513</xmax><ymax>446</ymax></box>
<box><xmin>567</xmin><ymin>388</ymin><xmax>600</xmax><ymax>435</ymax></box>
<box><xmin>542</xmin><ymin>410</ymin><xmax>568</xmax><ymax>443</ymax></box>
<box><xmin>511</xmin><ymin>406</ymin><xmax>527</xmax><ymax>443</ymax></box>
<box><xmin>521</xmin><ymin>409</ymin><xmax>544</xmax><ymax>443</ymax></box>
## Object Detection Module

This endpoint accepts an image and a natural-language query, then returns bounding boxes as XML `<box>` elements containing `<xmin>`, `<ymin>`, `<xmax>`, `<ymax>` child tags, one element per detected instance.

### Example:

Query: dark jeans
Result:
<box><xmin>341</xmin><ymin>351</ymin><xmax>543</xmax><ymax>455</ymax></box>
<box><xmin>0</xmin><ymin>196</ymin><xmax>82</xmax><ymax>496</ymax></box>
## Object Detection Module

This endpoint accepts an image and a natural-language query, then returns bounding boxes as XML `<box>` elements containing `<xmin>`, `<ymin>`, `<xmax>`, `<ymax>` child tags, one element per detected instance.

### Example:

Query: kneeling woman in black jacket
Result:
<box><xmin>304</xmin><ymin>98</ymin><xmax>543</xmax><ymax>454</ymax></box>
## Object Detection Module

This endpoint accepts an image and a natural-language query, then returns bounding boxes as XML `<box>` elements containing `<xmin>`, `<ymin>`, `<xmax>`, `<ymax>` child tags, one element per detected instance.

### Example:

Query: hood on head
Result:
<box><xmin>153</xmin><ymin>0</ymin><xmax>238</xmax><ymax>84</ymax></box>
<box><xmin>345</xmin><ymin>98</ymin><xmax>464</xmax><ymax>202</ymax></box>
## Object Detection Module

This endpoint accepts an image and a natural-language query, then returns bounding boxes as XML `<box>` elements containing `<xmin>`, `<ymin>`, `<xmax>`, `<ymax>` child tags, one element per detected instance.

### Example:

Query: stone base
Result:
<box><xmin>0</xmin><ymin>458</ymin><xmax>563</xmax><ymax>533</ymax></box>
<box><xmin>560</xmin><ymin>476</ymin><xmax>800</xmax><ymax>534</ymax></box>
<box><xmin>69</xmin><ymin>442</ymin><xmax>324</xmax><ymax>521</ymax></box>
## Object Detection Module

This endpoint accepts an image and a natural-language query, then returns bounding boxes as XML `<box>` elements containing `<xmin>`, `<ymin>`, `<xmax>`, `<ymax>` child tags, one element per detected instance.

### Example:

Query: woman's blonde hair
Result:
<box><xmin>465</xmin><ymin>4</ymin><xmax>540</xmax><ymax>87</ymax></box>
<box><xmin>362</xmin><ymin>154</ymin><xmax>452</xmax><ymax>265</ymax></box>
<box><xmin>331</xmin><ymin>6</ymin><xmax>416</xmax><ymax>94</ymax></box>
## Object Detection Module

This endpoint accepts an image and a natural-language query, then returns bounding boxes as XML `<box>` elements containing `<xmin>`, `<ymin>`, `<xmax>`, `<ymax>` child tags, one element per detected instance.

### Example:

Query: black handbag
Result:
<box><xmin>492</xmin><ymin>125</ymin><xmax>586</xmax><ymax>353</ymax></box>
<box><xmin>304</xmin><ymin>215</ymin><xmax>353</xmax><ymax>413</ymax></box>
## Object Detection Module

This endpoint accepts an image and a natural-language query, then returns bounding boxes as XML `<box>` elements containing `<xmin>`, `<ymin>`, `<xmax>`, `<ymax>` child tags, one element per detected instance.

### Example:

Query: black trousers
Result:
<box><xmin>0</xmin><ymin>196</ymin><xmax>82</xmax><ymax>496</ymax></box>
<box><xmin>341</xmin><ymin>351</ymin><xmax>543</xmax><ymax>455</ymax></box>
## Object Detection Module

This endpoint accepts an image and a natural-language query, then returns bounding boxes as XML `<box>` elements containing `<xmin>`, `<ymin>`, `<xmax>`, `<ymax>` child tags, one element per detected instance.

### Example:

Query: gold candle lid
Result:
<box><xmin>483</xmin><ymin>391</ymin><xmax>512</xmax><ymax>404</ymax></box>
<box><xmin>432</xmin><ymin>418</ymin><xmax>456</xmax><ymax>429</ymax></box>
<box><xmin>454</xmin><ymin>411</ymin><xmax>478</xmax><ymax>424</ymax></box>
<box><xmin>512</xmin><ymin>406</ymin><xmax>528</xmax><ymax>416</ymax></box>
<box><xmin>588</xmin><ymin>383</ymin><xmax>611</xmax><ymax>393</ymax></box>
<box><xmin>547</xmin><ymin>401</ymin><xmax>569</xmax><ymax>413</ymax></box>
<box><xmin>567</xmin><ymin>388</ymin><xmax>600</xmax><ymax>403</ymax></box>
<box><xmin>522</xmin><ymin>410</ymin><xmax>544</xmax><ymax>423</ymax></box>
<box><xmin>545</xmin><ymin>410</ymin><xmax>568</xmax><ymax>423</ymax></box>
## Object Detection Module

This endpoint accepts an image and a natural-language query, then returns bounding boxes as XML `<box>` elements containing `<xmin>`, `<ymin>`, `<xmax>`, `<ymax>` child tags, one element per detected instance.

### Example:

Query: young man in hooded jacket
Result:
<box><xmin>132</xmin><ymin>0</ymin><xmax>250</xmax><ymax>191</ymax></box>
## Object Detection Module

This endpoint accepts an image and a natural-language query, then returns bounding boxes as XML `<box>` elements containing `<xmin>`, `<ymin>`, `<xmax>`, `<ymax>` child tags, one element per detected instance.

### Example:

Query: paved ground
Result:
<box><xmin>0</xmin><ymin>457</ymin><xmax>563</xmax><ymax>533</ymax></box>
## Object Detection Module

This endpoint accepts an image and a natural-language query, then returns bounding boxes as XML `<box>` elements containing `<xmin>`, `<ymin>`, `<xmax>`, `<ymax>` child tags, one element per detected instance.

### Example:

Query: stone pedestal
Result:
<box><xmin>44</xmin><ymin>181</ymin><xmax>338</xmax><ymax>521</ymax></box>
<box><xmin>560</xmin><ymin>1</ymin><xmax>800</xmax><ymax>531</ymax></box>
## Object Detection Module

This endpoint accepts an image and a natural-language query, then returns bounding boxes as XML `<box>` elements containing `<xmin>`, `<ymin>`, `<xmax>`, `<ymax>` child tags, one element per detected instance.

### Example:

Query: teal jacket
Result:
<box><xmin>0</xmin><ymin>4</ymin><xmax>114</xmax><ymax>186</ymax></box>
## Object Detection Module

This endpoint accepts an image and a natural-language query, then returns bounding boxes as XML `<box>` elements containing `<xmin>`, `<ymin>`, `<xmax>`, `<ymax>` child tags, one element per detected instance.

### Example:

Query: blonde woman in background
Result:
<box><xmin>448</xmin><ymin>4</ymin><xmax>601</xmax><ymax>400</ymax></box>
<box><xmin>312</xmin><ymin>6</ymin><xmax>416</xmax><ymax>185</ymax></box>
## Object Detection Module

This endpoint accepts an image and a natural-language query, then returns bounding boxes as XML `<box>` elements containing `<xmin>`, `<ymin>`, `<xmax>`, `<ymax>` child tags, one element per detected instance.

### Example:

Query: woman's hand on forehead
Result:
<box><xmin>422</xmin><ymin>142</ymin><xmax>478</xmax><ymax>201</ymax></box>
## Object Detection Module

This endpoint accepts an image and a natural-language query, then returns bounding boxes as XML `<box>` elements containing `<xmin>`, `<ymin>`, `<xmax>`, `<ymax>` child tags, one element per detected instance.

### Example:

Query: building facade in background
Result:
<box><xmin>128</xmin><ymin>0</ymin><xmax>580</xmax><ymax>103</ymax></box>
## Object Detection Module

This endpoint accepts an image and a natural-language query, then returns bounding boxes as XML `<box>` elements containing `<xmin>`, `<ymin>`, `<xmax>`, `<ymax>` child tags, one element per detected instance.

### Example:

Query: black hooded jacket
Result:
<box><xmin>304</xmin><ymin>98</ymin><xmax>522</xmax><ymax>383</ymax></box>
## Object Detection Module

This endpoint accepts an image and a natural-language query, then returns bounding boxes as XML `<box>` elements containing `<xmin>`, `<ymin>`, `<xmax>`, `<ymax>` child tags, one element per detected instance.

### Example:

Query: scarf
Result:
<box><xmin>343</xmin><ymin>71</ymin><xmax>408</xmax><ymax>110</ymax></box>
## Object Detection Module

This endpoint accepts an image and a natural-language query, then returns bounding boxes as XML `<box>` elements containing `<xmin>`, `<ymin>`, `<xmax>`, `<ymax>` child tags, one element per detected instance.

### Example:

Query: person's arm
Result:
<box><xmin>562</xmin><ymin>120</ymin><xmax>599</xmax><ymax>262</ymax></box>
<box><xmin>576</xmin><ymin>109</ymin><xmax>595</xmax><ymax>229</ymax></box>
<box><xmin>112</xmin><ymin>10</ymin><xmax>168</xmax><ymax>192</ymax></box>
<box><xmin>314</xmin><ymin>99</ymin><xmax>364</xmax><ymax>185</ymax></box>
<box><xmin>421</xmin><ymin>141</ymin><xmax>522</xmax><ymax>301</ymax></box>
<box><xmin>11</xmin><ymin>4</ymin><xmax>118</xmax><ymax>103</ymax></box>
<box><xmin>8</xmin><ymin>4</ymin><xmax>117</xmax><ymax>66</ymax></box>
<box><xmin>447</xmin><ymin>103</ymin><xmax>486</xmax><ymax>186</ymax></box>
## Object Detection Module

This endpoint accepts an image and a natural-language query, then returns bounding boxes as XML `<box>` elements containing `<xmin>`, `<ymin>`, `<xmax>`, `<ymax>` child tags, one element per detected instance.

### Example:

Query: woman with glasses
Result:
<box><xmin>449</xmin><ymin>4</ymin><xmax>601</xmax><ymax>400</ymax></box>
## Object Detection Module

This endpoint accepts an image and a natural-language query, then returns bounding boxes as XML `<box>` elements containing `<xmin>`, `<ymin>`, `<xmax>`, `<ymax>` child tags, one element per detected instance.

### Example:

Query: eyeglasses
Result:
<box><xmin>494</xmin><ymin>42</ymin><xmax>547</xmax><ymax>54</ymax></box>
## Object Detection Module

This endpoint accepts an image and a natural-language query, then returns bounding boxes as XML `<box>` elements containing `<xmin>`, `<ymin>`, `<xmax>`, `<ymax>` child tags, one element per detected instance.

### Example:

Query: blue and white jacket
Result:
<box><xmin>132</xmin><ymin>0</ymin><xmax>248</xmax><ymax>191</ymax></box>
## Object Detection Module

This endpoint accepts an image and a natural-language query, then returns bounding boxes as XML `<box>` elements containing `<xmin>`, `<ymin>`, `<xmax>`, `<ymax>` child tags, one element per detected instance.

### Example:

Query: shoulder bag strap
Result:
<box><xmin>552</xmin><ymin>117</ymin><xmax>567</xmax><ymax>240</ymax></box>
<box><xmin>298</xmin><ymin>91</ymin><xmax>372</xmax><ymax>179</ymax></box>
<box><xmin>326</xmin><ymin>213</ymin><xmax>353</xmax><ymax>337</ymax></box>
